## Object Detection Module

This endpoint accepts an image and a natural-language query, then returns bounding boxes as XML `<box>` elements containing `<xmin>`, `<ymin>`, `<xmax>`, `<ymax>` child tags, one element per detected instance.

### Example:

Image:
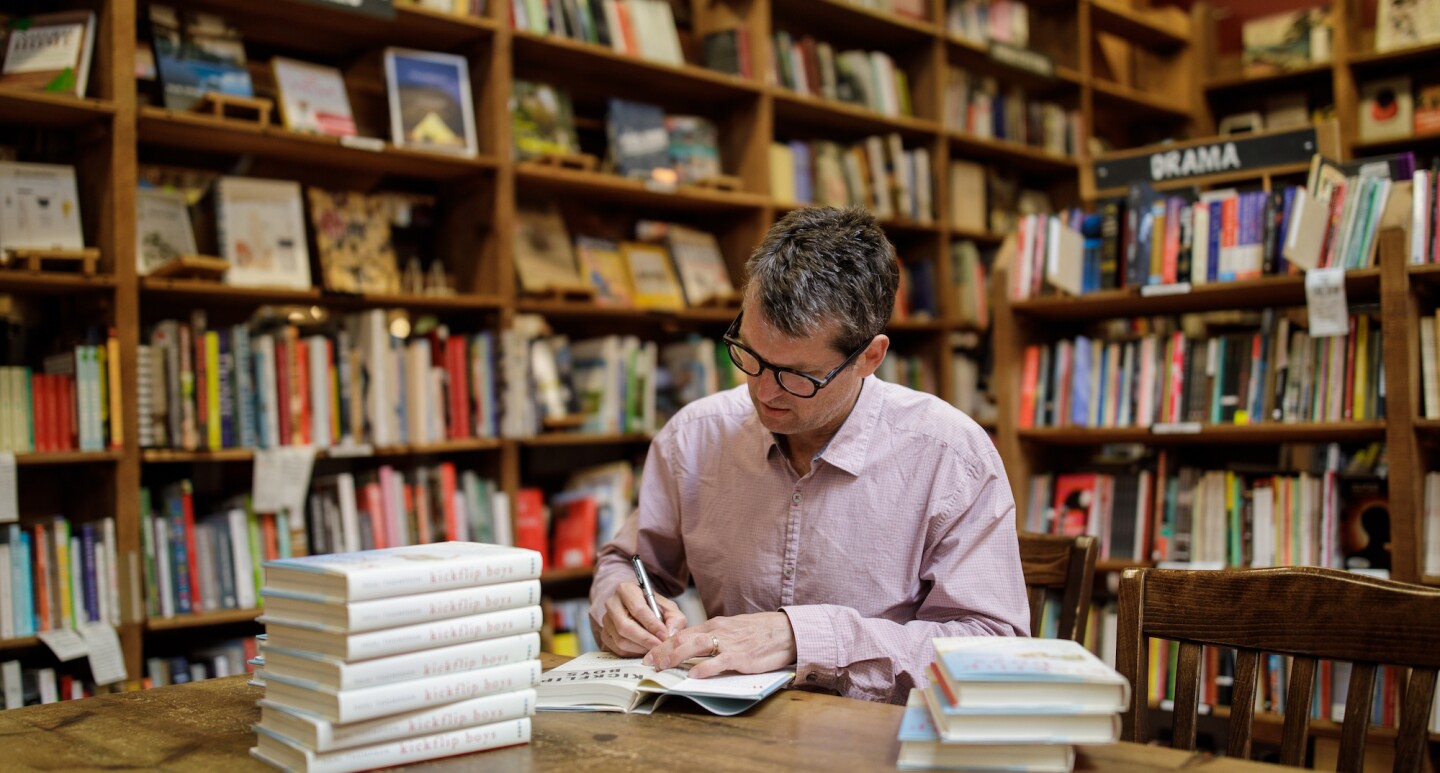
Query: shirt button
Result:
<box><xmin>806</xmin><ymin>673</ymin><xmax>818</xmax><ymax>682</ymax></box>
<box><xmin>791</xmin><ymin>492</ymin><xmax>802</xmax><ymax>503</ymax></box>
<box><xmin>783</xmin><ymin>565</ymin><xmax>794</xmax><ymax>577</ymax></box>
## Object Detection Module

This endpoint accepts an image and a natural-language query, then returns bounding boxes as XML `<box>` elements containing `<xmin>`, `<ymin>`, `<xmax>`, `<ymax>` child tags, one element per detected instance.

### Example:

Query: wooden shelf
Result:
<box><xmin>312</xmin><ymin>291</ymin><xmax>507</xmax><ymax>313</ymax></box>
<box><xmin>139</xmin><ymin>107</ymin><xmax>499</xmax><ymax>181</ymax></box>
<box><xmin>774</xmin><ymin>0</ymin><xmax>938</xmax><ymax>47</ymax></box>
<box><xmin>0</xmin><ymin>636</ymin><xmax>40</xmax><ymax>652</ymax></box>
<box><xmin>541</xmin><ymin>566</ymin><xmax>595</xmax><ymax>585</ymax></box>
<box><xmin>1414</xmin><ymin>419</ymin><xmax>1440</xmax><ymax>438</ymax></box>
<box><xmin>0</xmin><ymin>272</ymin><xmax>116</xmax><ymax>294</ymax></box>
<box><xmin>1009</xmin><ymin>270</ymin><xmax>1382</xmax><ymax>321</ymax></box>
<box><xmin>139</xmin><ymin>277</ymin><xmax>323</xmax><ymax>305</ymax></box>
<box><xmin>1346</xmin><ymin>40</ymin><xmax>1440</xmax><ymax>72</ymax></box>
<box><xmin>944</xmin><ymin>37</ymin><xmax>1085</xmax><ymax>93</ymax></box>
<box><xmin>0</xmin><ymin>89</ymin><xmax>115</xmax><ymax>128</ymax></box>
<box><xmin>950</xmin><ymin>226</ymin><xmax>1006</xmax><ymax>244</ymax></box>
<box><xmin>515</xmin><ymin>163</ymin><xmax>769</xmax><ymax>213</ymax></box>
<box><xmin>770</xmin><ymin>90</ymin><xmax>941</xmax><ymax>142</ymax></box>
<box><xmin>887</xmin><ymin>319</ymin><xmax>947</xmax><ymax>333</ymax></box>
<box><xmin>511</xmin><ymin>31</ymin><xmax>763</xmax><ymax>108</ymax></box>
<box><xmin>1092</xmin><ymin>162</ymin><xmax>1312</xmax><ymax>201</ymax></box>
<box><xmin>1409</xmin><ymin>263</ymin><xmax>1440</xmax><ymax>286</ymax></box>
<box><xmin>13</xmin><ymin>450</ymin><xmax>122</xmax><ymax>465</ymax></box>
<box><xmin>773</xmin><ymin>202</ymin><xmax>941</xmax><ymax>236</ymax></box>
<box><xmin>178</xmin><ymin>1</ymin><xmax>496</xmax><ymax>56</ymax></box>
<box><xmin>1018</xmin><ymin>422</ymin><xmax>1388</xmax><ymax>446</ymax></box>
<box><xmin>1203</xmin><ymin>63</ymin><xmax>1333</xmax><ymax>94</ymax></box>
<box><xmin>520</xmin><ymin>432</ymin><xmax>653</xmax><ymax>447</ymax></box>
<box><xmin>1085</xmin><ymin>0</ymin><xmax>1189</xmax><ymax>50</ymax></box>
<box><xmin>1350</xmin><ymin>131</ymin><xmax>1440</xmax><ymax>158</ymax></box>
<box><xmin>948</xmin><ymin>132</ymin><xmax>1079</xmax><ymax>175</ymax></box>
<box><xmin>142</xmin><ymin>438</ymin><xmax>502</xmax><ymax>464</ymax></box>
<box><xmin>146</xmin><ymin>608</ymin><xmax>261</xmax><ymax>631</ymax></box>
<box><xmin>143</xmin><ymin>448</ymin><xmax>257</xmax><ymax>464</ymax></box>
<box><xmin>1090</xmin><ymin>79</ymin><xmax>1192</xmax><ymax>121</ymax></box>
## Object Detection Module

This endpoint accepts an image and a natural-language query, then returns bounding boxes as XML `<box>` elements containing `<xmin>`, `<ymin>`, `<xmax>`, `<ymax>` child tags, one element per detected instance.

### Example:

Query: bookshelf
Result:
<box><xmin>0</xmin><ymin>0</ymin><xmax>1208</xmax><ymax>689</ymax></box>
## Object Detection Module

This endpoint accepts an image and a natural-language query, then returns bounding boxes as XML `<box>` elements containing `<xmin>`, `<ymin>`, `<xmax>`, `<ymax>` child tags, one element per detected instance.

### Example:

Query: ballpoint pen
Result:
<box><xmin>630</xmin><ymin>554</ymin><xmax>665</xmax><ymax>623</ymax></box>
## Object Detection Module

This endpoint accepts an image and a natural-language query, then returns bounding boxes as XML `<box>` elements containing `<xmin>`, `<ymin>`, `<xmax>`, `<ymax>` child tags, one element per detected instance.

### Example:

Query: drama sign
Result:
<box><xmin>1092</xmin><ymin>126</ymin><xmax>1319</xmax><ymax>190</ymax></box>
<box><xmin>289</xmin><ymin>0</ymin><xmax>395</xmax><ymax>18</ymax></box>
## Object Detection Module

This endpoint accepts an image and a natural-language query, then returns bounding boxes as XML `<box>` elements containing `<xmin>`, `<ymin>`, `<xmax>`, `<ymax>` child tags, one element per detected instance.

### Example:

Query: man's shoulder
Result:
<box><xmin>869</xmin><ymin>379</ymin><xmax>991</xmax><ymax>452</ymax></box>
<box><xmin>662</xmin><ymin>385</ymin><xmax>754</xmax><ymax>435</ymax></box>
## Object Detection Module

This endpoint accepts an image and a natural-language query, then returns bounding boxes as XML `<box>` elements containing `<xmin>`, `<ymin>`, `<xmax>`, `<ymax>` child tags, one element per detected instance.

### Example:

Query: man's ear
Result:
<box><xmin>854</xmin><ymin>334</ymin><xmax>890</xmax><ymax>378</ymax></box>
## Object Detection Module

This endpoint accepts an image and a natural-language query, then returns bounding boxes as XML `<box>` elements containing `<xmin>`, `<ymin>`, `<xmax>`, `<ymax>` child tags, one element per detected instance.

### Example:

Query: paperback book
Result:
<box><xmin>384</xmin><ymin>47</ymin><xmax>477</xmax><ymax>156</ymax></box>
<box><xmin>897</xmin><ymin>690</ymin><xmax>1075</xmax><ymax>772</ymax></box>
<box><xmin>261</xmin><ymin>542</ymin><xmax>543</xmax><ymax>601</ymax></box>
<box><xmin>510</xmin><ymin>81</ymin><xmax>580</xmax><ymax>160</ymax></box>
<box><xmin>251</xmin><ymin>716</ymin><xmax>530</xmax><ymax>773</ymax></box>
<box><xmin>261</xmin><ymin>658</ymin><xmax>540</xmax><ymax>723</ymax></box>
<box><xmin>259</xmin><ymin>632</ymin><xmax>541</xmax><ymax>692</ymax></box>
<box><xmin>272</xmin><ymin>57</ymin><xmax>357</xmax><ymax>138</ymax></box>
<box><xmin>0</xmin><ymin>11</ymin><xmax>96</xmax><ymax>97</ymax></box>
<box><xmin>536</xmin><ymin>650</ymin><xmax>793</xmax><ymax>716</ymax></box>
<box><xmin>0</xmin><ymin>161</ymin><xmax>84</xmax><ymax>254</ymax></box>
<box><xmin>929</xmin><ymin>636</ymin><xmax>1130</xmax><ymax>712</ymax></box>
<box><xmin>136</xmin><ymin>188</ymin><xmax>198</xmax><ymax>275</ymax></box>
<box><xmin>149</xmin><ymin>5</ymin><xmax>254</xmax><ymax>111</ymax></box>
<box><xmin>257</xmin><ymin>687</ymin><xmax>535</xmax><ymax>753</ymax></box>
<box><xmin>259</xmin><ymin>578</ymin><xmax>541</xmax><ymax>632</ymax></box>
<box><xmin>213</xmin><ymin>176</ymin><xmax>312</xmax><ymax>290</ymax></box>
<box><xmin>305</xmin><ymin>188</ymin><xmax>400</xmax><ymax>295</ymax></box>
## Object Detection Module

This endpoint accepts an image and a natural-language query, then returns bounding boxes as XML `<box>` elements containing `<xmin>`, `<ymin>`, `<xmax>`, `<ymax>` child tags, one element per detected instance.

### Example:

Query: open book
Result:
<box><xmin>537</xmin><ymin>651</ymin><xmax>794</xmax><ymax>716</ymax></box>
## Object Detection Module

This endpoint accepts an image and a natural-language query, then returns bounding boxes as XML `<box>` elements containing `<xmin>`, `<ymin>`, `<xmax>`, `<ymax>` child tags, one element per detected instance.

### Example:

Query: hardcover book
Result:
<box><xmin>384</xmin><ymin>47</ymin><xmax>477</xmax><ymax>156</ymax></box>
<box><xmin>213</xmin><ymin>176</ymin><xmax>312</xmax><ymax>290</ymax></box>
<box><xmin>513</xmin><ymin>202</ymin><xmax>585</xmax><ymax>293</ymax></box>
<box><xmin>272</xmin><ymin>57</ymin><xmax>357</xmax><ymax>138</ymax></box>
<box><xmin>261</xmin><ymin>658</ymin><xmax>540</xmax><ymax>723</ymax></box>
<box><xmin>0</xmin><ymin>11</ymin><xmax>96</xmax><ymax>97</ymax></box>
<box><xmin>665</xmin><ymin>115</ymin><xmax>722</xmax><ymax>185</ymax></box>
<box><xmin>305</xmin><ymin>188</ymin><xmax>400</xmax><ymax>294</ymax></box>
<box><xmin>1359</xmin><ymin>76</ymin><xmax>1414</xmax><ymax>142</ymax></box>
<box><xmin>929</xmin><ymin>636</ymin><xmax>1130</xmax><ymax>712</ymax></box>
<box><xmin>1376</xmin><ymin>0</ymin><xmax>1440</xmax><ymax>52</ymax></box>
<box><xmin>135</xmin><ymin>188</ymin><xmax>198</xmax><ymax>275</ymax></box>
<box><xmin>259</xmin><ymin>632</ymin><xmax>541</xmax><ymax>692</ymax></box>
<box><xmin>259</xmin><ymin>578</ymin><xmax>541</xmax><ymax>632</ymax></box>
<box><xmin>510</xmin><ymin>81</ymin><xmax>579</xmax><ymax>160</ymax></box>
<box><xmin>606</xmin><ymin>98</ymin><xmax>670</xmax><ymax>180</ymax></box>
<box><xmin>621</xmin><ymin>241</ymin><xmax>686</xmax><ymax>310</ymax></box>
<box><xmin>573</xmin><ymin>235</ymin><xmax>635</xmax><ymax>306</ymax></box>
<box><xmin>262</xmin><ymin>605</ymin><xmax>544</xmax><ymax>661</ymax></box>
<box><xmin>257</xmin><ymin>688</ymin><xmax>536</xmax><ymax>753</ymax></box>
<box><xmin>641</xmin><ymin>222</ymin><xmax>734</xmax><ymax>306</ymax></box>
<box><xmin>1241</xmin><ymin>8</ymin><xmax>1329</xmax><ymax>74</ymax></box>
<box><xmin>536</xmin><ymin>650</ymin><xmax>794</xmax><ymax>715</ymax></box>
<box><xmin>920</xmin><ymin>681</ymin><xmax>1121</xmax><ymax>744</ymax></box>
<box><xmin>251</xmin><ymin>716</ymin><xmax>531</xmax><ymax>773</ymax></box>
<box><xmin>149</xmin><ymin>5</ymin><xmax>254</xmax><ymax>111</ymax></box>
<box><xmin>261</xmin><ymin>542</ymin><xmax>543</xmax><ymax>601</ymax></box>
<box><xmin>897</xmin><ymin>690</ymin><xmax>1075</xmax><ymax>772</ymax></box>
<box><xmin>0</xmin><ymin>161</ymin><xmax>84</xmax><ymax>253</ymax></box>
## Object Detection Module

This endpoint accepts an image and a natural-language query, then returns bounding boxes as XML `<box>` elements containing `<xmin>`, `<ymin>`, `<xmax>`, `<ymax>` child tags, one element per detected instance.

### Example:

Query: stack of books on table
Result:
<box><xmin>248</xmin><ymin>542</ymin><xmax>546</xmax><ymax>773</ymax></box>
<box><xmin>898</xmin><ymin>637</ymin><xmax>1130</xmax><ymax>773</ymax></box>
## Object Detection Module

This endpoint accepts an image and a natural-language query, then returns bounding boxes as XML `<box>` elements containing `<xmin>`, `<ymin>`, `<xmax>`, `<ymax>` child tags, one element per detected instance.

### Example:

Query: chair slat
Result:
<box><xmin>1171</xmin><ymin>641</ymin><xmax>1204</xmax><ymax>750</ymax></box>
<box><xmin>1227</xmin><ymin>648</ymin><xmax>1260</xmax><ymax>759</ymax></box>
<box><xmin>1395</xmin><ymin>668</ymin><xmax>1438</xmax><ymax>773</ymax></box>
<box><xmin>1116</xmin><ymin>569</ymin><xmax>1146</xmax><ymax>744</ymax></box>
<box><xmin>1337</xmin><ymin>663</ymin><xmax>1377</xmax><ymax>773</ymax></box>
<box><xmin>1279</xmin><ymin>656</ymin><xmax>1317</xmax><ymax>767</ymax></box>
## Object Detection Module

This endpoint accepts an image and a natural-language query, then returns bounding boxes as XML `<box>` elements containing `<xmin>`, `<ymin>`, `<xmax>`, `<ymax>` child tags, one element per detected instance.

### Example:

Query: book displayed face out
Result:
<box><xmin>384</xmin><ymin>48</ymin><xmax>478</xmax><ymax>157</ymax></box>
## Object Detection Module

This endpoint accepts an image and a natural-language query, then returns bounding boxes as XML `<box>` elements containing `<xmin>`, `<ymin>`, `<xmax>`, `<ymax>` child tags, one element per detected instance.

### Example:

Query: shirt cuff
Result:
<box><xmin>781</xmin><ymin>605</ymin><xmax>840</xmax><ymax>691</ymax></box>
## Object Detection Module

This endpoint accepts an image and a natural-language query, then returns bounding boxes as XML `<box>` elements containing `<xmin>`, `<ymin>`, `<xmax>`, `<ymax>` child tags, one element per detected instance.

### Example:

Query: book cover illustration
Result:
<box><xmin>384</xmin><ymin>47</ymin><xmax>477</xmax><ymax>156</ymax></box>
<box><xmin>0</xmin><ymin>161</ymin><xmax>84</xmax><ymax>253</ymax></box>
<box><xmin>1376</xmin><ymin>0</ymin><xmax>1440</xmax><ymax>52</ymax></box>
<box><xmin>1339</xmin><ymin>477</ymin><xmax>1390</xmax><ymax>572</ymax></box>
<box><xmin>1358</xmin><ymin>76</ymin><xmax>1413</xmax><ymax>142</ymax></box>
<box><xmin>511</xmin><ymin>81</ymin><xmax>579</xmax><ymax>160</ymax></box>
<box><xmin>513</xmin><ymin>202</ymin><xmax>584</xmax><ymax>293</ymax></box>
<box><xmin>136</xmin><ymin>188</ymin><xmax>198</xmax><ymax>274</ymax></box>
<box><xmin>1049</xmin><ymin>472</ymin><xmax>1097</xmax><ymax>537</ymax></box>
<box><xmin>607</xmin><ymin>98</ymin><xmax>670</xmax><ymax>180</ymax></box>
<box><xmin>621</xmin><ymin>240</ymin><xmax>686</xmax><ymax>310</ymax></box>
<box><xmin>306</xmin><ymin>188</ymin><xmax>400</xmax><ymax>294</ymax></box>
<box><xmin>0</xmin><ymin>11</ymin><xmax>96</xmax><ymax>97</ymax></box>
<box><xmin>1415</xmin><ymin>83</ymin><xmax>1440</xmax><ymax>135</ymax></box>
<box><xmin>641</xmin><ymin>221</ymin><xmax>734</xmax><ymax>306</ymax></box>
<box><xmin>574</xmin><ymin>235</ymin><xmax>634</xmax><ymax>306</ymax></box>
<box><xmin>933</xmin><ymin>637</ymin><xmax>1128</xmax><ymax>685</ymax></box>
<box><xmin>149</xmin><ymin>5</ymin><xmax>254</xmax><ymax>111</ymax></box>
<box><xmin>272</xmin><ymin>57</ymin><xmax>357</xmax><ymax>137</ymax></box>
<box><xmin>215</xmin><ymin>176</ymin><xmax>312</xmax><ymax>290</ymax></box>
<box><xmin>1241</xmin><ymin>8</ymin><xmax>1329</xmax><ymax>74</ymax></box>
<box><xmin>665</xmin><ymin>115</ymin><xmax>721</xmax><ymax>184</ymax></box>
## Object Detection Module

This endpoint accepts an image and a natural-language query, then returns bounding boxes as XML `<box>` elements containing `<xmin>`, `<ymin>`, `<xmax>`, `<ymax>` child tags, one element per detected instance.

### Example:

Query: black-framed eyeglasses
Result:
<box><xmin>722</xmin><ymin>311</ymin><xmax>871</xmax><ymax>398</ymax></box>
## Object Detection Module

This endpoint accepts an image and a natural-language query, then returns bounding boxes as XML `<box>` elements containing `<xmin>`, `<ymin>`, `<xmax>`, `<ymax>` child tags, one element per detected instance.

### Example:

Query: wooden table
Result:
<box><xmin>0</xmin><ymin>655</ymin><xmax>1297</xmax><ymax>772</ymax></box>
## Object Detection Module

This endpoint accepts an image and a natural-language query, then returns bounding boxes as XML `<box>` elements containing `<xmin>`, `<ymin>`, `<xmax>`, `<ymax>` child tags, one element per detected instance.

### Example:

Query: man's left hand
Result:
<box><xmin>643</xmin><ymin>611</ymin><xmax>797</xmax><ymax>679</ymax></box>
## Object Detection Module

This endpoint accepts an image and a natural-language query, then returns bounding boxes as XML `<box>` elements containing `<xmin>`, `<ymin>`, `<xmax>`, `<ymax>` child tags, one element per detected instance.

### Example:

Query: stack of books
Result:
<box><xmin>898</xmin><ymin>637</ymin><xmax>1130</xmax><ymax>772</ymax></box>
<box><xmin>247</xmin><ymin>542</ymin><xmax>546</xmax><ymax>773</ymax></box>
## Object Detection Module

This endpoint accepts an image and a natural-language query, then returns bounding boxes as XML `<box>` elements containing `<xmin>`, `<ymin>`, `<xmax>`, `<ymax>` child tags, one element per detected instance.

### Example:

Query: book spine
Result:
<box><xmin>334</xmin><ymin>630</ymin><xmax>542</xmax><ymax>691</ymax></box>
<box><xmin>327</xmin><ymin>659</ymin><xmax>540</xmax><ymax>724</ymax></box>
<box><xmin>341</xmin><ymin>605</ymin><xmax>543</xmax><ymax>661</ymax></box>
<box><xmin>337</xmin><ymin>578</ymin><xmax>541</xmax><ymax>632</ymax></box>
<box><xmin>259</xmin><ymin>716</ymin><xmax>530</xmax><ymax>773</ymax></box>
<box><xmin>314</xmin><ymin>687</ymin><xmax>535</xmax><ymax>752</ymax></box>
<box><xmin>343</xmin><ymin>551</ymin><xmax>542</xmax><ymax>600</ymax></box>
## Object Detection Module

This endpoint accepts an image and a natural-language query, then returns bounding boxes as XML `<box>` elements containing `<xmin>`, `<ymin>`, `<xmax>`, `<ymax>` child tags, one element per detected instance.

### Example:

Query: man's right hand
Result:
<box><xmin>596</xmin><ymin>581</ymin><xmax>688</xmax><ymax>657</ymax></box>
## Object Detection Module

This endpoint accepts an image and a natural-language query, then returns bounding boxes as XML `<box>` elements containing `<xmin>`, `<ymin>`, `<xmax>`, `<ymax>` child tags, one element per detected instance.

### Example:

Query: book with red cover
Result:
<box><xmin>514</xmin><ymin>488</ymin><xmax>548</xmax><ymax>570</ymax></box>
<box><xmin>1051</xmin><ymin>473</ymin><xmax>1098</xmax><ymax>537</ymax></box>
<box><xmin>550</xmin><ymin>495</ymin><xmax>597</xmax><ymax>570</ymax></box>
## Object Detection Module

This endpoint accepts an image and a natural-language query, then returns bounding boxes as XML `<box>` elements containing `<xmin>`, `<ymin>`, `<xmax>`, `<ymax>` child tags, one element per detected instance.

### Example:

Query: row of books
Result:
<box><xmin>139</xmin><ymin>482</ymin><xmax>296</xmax><ymax>619</ymax></box>
<box><xmin>769</xmin><ymin>134</ymin><xmax>934</xmax><ymax>223</ymax></box>
<box><xmin>1410</xmin><ymin>168</ymin><xmax>1440</xmax><ymax>265</ymax></box>
<box><xmin>144</xmin><ymin>636</ymin><xmax>256</xmax><ymax>687</ymax></box>
<box><xmin>770</xmin><ymin>34</ymin><xmax>912</xmax><ymax>120</ymax></box>
<box><xmin>1017</xmin><ymin>311</ymin><xmax>1385</xmax><ymax>430</ymax></box>
<box><xmin>511</xmin><ymin>0</ymin><xmax>684</xmax><ymax>68</ymax></box>
<box><xmin>0</xmin><ymin>518</ymin><xmax>120</xmax><ymax>638</ymax></box>
<box><xmin>876</xmin><ymin>352</ymin><xmax>939</xmax><ymax>397</ymax></box>
<box><xmin>0</xmin><ymin>340</ymin><xmax>121</xmax><ymax>454</ymax></box>
<box><xmin>514</xmin><ymin>463</ymin><xmax>634</xmax><ymax>572</ymax></box>
<box><xmin>1</xmin><ymin>659</ymin><xmax>99</xmax><ymax>709</ymax></box>
<box><xmin>307</xmin><ymin>467</ymin><xmax>508</xmax><ymax>559</ymax></box>
<box><xmin>894</xmin><ymin>244</ymin><xmax>991</xmax><ymax>326</ymax></box>
<box><xmin>514</xmin><ymin>207</ymin><xmax>734</xmax><ymax>309</ymax></box>
<box><xmin>951</xmin><ymin>349</ymin><xmax>997</xmax><ymax>424</ymax></box>
<box><xmin>139</xmin><ymin>309</ymin><xmax>499</xmax><ymax>452</ymax></box>
<box><xmin>943</xmin><ymin>67</ymin><xmax>1082</xmax><ymax>158</ymax></box>
<box><xmin>502</xmin><ymin>322</ymin><xmax>658</xmax><ymax>438</ymax></box>
<box><xmin>946</xmin><ymin>0</ymin><xmax>1032</xmax><ymax>49</ymax></box>
<box><xmin>250</xmin><ymin>543</ymin><xmax>544</xmax><ymax>771</ymax></box>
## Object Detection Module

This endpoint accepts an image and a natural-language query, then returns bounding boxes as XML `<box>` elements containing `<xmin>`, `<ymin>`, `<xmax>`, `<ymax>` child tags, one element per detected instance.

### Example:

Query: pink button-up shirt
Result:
<box><xmin>590</xmin><ymin>376</ymin><xmax>1029</xmax><ymax>704</ymax></box>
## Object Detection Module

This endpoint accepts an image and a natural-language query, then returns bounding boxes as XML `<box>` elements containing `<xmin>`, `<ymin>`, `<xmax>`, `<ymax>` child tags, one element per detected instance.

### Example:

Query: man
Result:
<box><xmin>588</xmin><ymin>206</ymin><xmax>1027</xmax><ymax>704</ymax></box>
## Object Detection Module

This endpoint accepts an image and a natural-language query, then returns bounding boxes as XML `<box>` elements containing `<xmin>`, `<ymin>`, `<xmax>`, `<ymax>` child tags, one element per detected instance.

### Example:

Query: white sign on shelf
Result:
<box><xmin>1305</xmin><ymin>267</ymin><xmax>1349</xmax><ymax>338</ymax></box>
<box><xmin>36</xmin><ymin>628</ymin><xmax>88</xmax><ymax>662</ymax></box>
<box><xmin>251</xmin><ymin>446</ymin><xmax>318</xmax><ymax>515</ymax></box>
<box><xmin>78</xmin><ymin>623</ymin><xmax>128</xmax><ymax>686</ymax></box>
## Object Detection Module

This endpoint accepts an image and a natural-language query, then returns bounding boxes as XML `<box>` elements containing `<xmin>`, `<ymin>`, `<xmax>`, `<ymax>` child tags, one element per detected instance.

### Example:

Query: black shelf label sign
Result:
<box><xmin>290</xmin><ymin>0</ymin><xmax>395</xmax><ymax>18</ymax></box>
<box><xmin>1092</xmin><ymin>126</ymin><xmax>1320</xmax><ymax>190</ymax></box>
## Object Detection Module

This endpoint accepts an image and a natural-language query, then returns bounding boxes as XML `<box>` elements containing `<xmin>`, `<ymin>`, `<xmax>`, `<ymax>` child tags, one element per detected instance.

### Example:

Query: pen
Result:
<box><xmin>630</xmin><ymin>554</ymin><xmax>665</xmax><ymax>624</ymax></box>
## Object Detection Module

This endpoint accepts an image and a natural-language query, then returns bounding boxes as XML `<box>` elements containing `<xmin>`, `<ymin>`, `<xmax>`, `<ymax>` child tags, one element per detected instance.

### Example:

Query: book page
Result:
<box><xmin>542</xmin><ymin>651</ymin><xmax>792</xmax><ymax>700</ymax></box>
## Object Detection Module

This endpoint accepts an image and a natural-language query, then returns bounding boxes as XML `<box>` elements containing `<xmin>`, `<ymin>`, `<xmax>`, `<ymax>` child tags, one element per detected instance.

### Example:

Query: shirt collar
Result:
<box><xmin>749</xmin><ymin>376</ymin><xmax>882</xmax><ymax>477</ymax></box>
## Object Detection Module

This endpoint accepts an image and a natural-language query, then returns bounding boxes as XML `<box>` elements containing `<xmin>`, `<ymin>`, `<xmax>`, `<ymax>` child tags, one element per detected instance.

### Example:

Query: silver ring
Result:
<box><xmin>709</xmin><ymin>635</ymin><xmax>720</xmax><ymax>657</ymax></box>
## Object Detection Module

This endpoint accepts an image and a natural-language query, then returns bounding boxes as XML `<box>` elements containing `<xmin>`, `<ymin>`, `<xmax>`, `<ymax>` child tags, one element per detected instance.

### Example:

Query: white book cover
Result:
<box><xmin>262</xmin><ymin>605</ymin><xmax>543</xmax><ymax>661</ymax></box>
<box><xmin>153</xmin><ymin>516</ymin><xmax>174</xmax><ymax>618</ymax></box>
<box><xmin>261</xmin><ymin>541</ymin><xmax>542</xmax><ymax>601</ymax></box>
<box><xmin>261</xmin><ymin>658</ymin><xmax>540</xmax><ymax>723</ymax></box>
<box><xmin>307</xmin><ymin>334</ymin><xmax>332</xmax><ymax>450</ymax></box>
<box><xmin>1413</xmin><ymin>170</ymin><xmax>1431</xmax><ymax>265</ymax></box>
<box><xmin>1</xmin><ymin>659</ymin><xmax>20</xmax><ymax>709</ymax></box>
<box><xmin>259</xmin><ymin>578</ymin><xmax>541</xmax><ymax>632</ymax></box>
<box><xmin>0</xmin><ymin>544</ymin><xmax>11</xmax><ymax>639</ymax></box>
<box><xmin>258</xmin><ymin>687</ymin><xmax>535</xmax><ymax>753</ymax></box>
<box><xmin>135</xmin><ymin>188</ymin><xmax>198</xmax><ymax>275</ymax></box>
<box><xmin>897</xmin><ymin>691</ymin><xmax>1074</xmax><ymax>772</ymax></box>
<box><xmin>0</xmin><ymin>161</ymin><xmax>83</xmax><ymax>253</ymax></box>
<box><xmin>262</xmin><ymin>631</ymin><xmax>540</xmax><ymax>692</ymax></box>
<box><xmin>272</xmin><ymin>57</ymin><xmax>357</xmax><ymax>137</ymax></box>
<box><xmin>335</xmin><ymin>473</ymin><xmax>361</xmax><ymax>554</ymax></box>
<box><xmin>252</xmin><ymin>716</ymin><xmax>530</xmax><ymax>773</ymax></box>
<box><xmin>227</xmin><ymin>508</ymin><xmax>257</xmax><ymax>609</ymax></box>
<box><xmin>214</xmin><ymin>176</ymin><xmax>312</xmax><ymax>290</ymax></box>
<box><xmin>921</xmin><ymin>684</ymin><xmax>1120</xmax><ymax>744</ymax></box>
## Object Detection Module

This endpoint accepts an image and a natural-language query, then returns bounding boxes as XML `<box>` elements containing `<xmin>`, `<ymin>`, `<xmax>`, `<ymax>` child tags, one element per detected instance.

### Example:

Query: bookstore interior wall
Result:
<box><xmin>0</xmin><ymin>0</ymin><xmax>1437</xmax><ymax>751</ymax></box>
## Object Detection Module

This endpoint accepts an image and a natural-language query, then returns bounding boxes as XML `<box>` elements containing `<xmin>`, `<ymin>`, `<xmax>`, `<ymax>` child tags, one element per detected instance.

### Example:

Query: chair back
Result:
<box><xmin>1116</xmin><ymin>566</ymin><xmax>1440</xmax><ymax>773</ymax></box>
<box><xmin>1017</xmin><ymin>532</ymin><xmax>1097</xmax><ymax>642</ymax></box>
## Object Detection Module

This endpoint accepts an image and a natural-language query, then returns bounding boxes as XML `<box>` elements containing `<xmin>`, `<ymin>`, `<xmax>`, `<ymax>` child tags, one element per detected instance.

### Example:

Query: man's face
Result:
<box><xmin>735</xmin><ymin>311</ymin><xmax>866</xmax><ymax>440</ymax></box>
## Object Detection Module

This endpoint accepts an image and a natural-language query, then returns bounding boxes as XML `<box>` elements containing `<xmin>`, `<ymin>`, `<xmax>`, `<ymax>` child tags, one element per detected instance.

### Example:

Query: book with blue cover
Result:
<box><xmin>897</xmin><ymin>690</ymin><xmax>1076</xmax><ymax>771</ymax></box>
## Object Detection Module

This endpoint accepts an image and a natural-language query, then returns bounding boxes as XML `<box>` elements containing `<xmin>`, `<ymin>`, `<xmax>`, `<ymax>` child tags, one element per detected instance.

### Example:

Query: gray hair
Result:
<box><xmin>744</xmin><ymin>206</ymin><xmax>898</xmax><ymax>353</ymax></box>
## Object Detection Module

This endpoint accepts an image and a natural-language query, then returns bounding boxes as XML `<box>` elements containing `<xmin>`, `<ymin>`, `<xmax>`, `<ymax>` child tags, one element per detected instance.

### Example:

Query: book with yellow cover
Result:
<box><xmin>620</xmin><ymin>241</ymin><xmax>685</xmax><ymax>310</ymax></box>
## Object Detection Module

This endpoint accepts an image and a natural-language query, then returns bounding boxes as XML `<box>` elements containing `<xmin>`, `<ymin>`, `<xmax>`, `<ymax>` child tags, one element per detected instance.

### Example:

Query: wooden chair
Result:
<box><xmin>1017</xmin><ymin>532</ymin><xmax>1097</xmax><ymax>642</ymax></box>
<box><xmin>1116</xmin><ymin>566</ymin><xmax>1440</xmax><ymax>773</ymax></box>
